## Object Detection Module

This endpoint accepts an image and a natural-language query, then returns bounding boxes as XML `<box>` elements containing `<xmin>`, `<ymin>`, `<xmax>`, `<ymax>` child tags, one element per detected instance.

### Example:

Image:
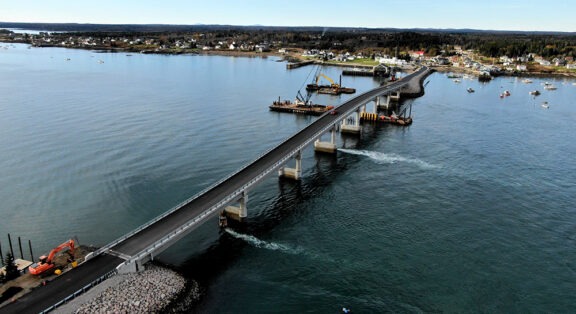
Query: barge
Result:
<box><xmin>270</xmin><ymin>98</ymin><xmax>334</xmax><ymax>116</ymax></box>
<box><xmin>306</xmin><ymin>73</ymin><xmax>356</xmax><ymax>95</ymax></box>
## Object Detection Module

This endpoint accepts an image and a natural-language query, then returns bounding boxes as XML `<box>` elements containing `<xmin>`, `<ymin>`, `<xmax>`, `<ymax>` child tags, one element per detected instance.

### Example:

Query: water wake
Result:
<box><xmin>338</xmin><ymin>148</ymin><xmax>439</xmax><ymax>170</ymax></box>
<box><xmin>224</xmin><ymin>229</ymin><xmax>303</xmax><ymax>255</ymax></box>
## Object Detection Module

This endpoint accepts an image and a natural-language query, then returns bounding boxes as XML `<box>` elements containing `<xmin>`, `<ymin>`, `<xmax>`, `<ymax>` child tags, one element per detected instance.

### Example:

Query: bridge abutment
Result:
<box><xmin>116</xmin><ymin>259</ymin><xmax>145</xmax><ymax>274</ymax></box>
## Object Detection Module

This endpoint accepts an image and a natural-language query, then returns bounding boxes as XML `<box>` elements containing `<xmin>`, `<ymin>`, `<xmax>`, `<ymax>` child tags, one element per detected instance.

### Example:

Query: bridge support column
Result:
<box><xmin>225</xmin><ymin>191</ymin><xmax>248</xmax><ymax>221</ymax></box>
<box><xmin>388</xmin><ymin>91</ymin><xmax>400</xmax><ymax>103</ymax></box>
<box><xmin>341</xmin><ymin>110</ymin><xmax>361</xmax><ymax>134</ymax></box>
<box><xmin>314</xmin><ymin>126</ymin><xmax>337</xmax><ymax>154</ymax></box>
<box><xmin>376</xmin><ymin>96</ymin><xmax>389</xmax><ymax>110</ymax></box>
<box><xmin>279</xmin><ymin>150</ymin><xmax>302</xmax><ymax>180</ymax></box>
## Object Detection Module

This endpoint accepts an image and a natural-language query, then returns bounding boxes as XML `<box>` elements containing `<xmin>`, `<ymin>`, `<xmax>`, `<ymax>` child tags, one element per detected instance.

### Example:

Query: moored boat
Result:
<box><xmin>529</xmin><ymin>90</ymin><xmax>540</xmax><ymax>96</ymax></box>
<box><xmin>544</xmin><ymin>84</ymin><xmax>557</xmax><ymax>90</ymax></box>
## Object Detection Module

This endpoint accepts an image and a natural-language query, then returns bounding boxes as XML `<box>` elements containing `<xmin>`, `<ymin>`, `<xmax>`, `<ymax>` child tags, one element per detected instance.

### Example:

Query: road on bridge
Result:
<box><xmin>1</xmin><ymin>67</ymin><xmax>428</xmax><ymax>314</ymax></box>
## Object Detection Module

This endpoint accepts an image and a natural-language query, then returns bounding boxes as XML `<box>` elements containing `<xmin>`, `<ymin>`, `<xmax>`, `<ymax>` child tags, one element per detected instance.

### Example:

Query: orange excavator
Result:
<box><xmin>28</xmin><ymin>239</ymin><xmax>75</xmax><ymax>275</ymax></box>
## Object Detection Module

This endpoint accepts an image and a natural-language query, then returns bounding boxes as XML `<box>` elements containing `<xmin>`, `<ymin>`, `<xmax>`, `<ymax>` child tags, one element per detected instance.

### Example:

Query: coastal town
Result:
<box><xmin>1</xmin><ymin>25</ymin><xmax>575</xmax><ymax>78</ymax></box>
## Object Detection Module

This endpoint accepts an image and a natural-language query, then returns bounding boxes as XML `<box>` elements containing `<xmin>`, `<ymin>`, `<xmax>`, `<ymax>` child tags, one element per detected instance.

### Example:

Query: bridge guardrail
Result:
<box><xmin>40</xmin><ymin>268</ymin><xmax>118</xmax><ymax>313</ymax></box>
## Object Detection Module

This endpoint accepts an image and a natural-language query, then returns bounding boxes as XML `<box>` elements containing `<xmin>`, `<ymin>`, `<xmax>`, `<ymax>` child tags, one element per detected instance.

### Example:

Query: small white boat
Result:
<box><xmin>522</xmin><ymin>79</ymin><xmax>533</xmax><ymax>83</ymax></box>
<box><xmin>541</xmin><ymin>104</ymin><xmax>549</xmax><ymax>109</ymax></box>
<box><xmin>544</xmin><ymin>85</ymin><xmax>557</xmax><ymax>90</ymax></box>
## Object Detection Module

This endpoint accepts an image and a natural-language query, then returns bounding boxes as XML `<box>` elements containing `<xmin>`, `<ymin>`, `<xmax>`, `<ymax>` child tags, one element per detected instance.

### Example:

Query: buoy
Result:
<box><xmin>54</xmin><ymin>269</ymin><xmax>62</xmax><ymax>275</ymax></box>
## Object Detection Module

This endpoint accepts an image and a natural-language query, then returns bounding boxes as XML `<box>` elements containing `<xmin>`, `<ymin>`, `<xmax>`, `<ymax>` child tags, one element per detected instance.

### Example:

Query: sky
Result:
<box><xmin>1</xmin><ymin>0</ymin><xmax>574</xmax><ymax>32</ymax></box>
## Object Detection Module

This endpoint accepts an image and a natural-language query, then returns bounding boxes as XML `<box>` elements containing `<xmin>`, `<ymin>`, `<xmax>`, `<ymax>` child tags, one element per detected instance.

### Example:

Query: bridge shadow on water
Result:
<box><xmin>173</xmin><ymin>119</ymin><xmax>411</xmax><ymax>309</ymax></box>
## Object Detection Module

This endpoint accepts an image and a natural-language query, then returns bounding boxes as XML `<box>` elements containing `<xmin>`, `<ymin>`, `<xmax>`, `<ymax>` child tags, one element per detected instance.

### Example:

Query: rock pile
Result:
<box><xmin>73</xmin><ymin>265</ymin><xmax>186</xmax><ymax>313</ymax></box>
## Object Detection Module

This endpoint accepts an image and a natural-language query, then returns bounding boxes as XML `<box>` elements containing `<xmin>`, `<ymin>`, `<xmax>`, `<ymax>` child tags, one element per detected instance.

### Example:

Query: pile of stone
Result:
<box><xmin>73</xmin><ymin>265</ymin><xmax>186</xmax><ymax>313</ymax></box>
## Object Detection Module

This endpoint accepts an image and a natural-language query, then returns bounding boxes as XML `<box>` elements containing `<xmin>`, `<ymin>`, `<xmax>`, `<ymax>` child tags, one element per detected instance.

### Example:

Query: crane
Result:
<box><xmin>306</xmin><ymin>69</ymin><xmax>341</xmax><ymax>92</ymax></box>
<box><xmin>316</xmin><ymin>73</ymin><xmax>340</xmax><ymax>88</ymax></box>
<box><xmin>28</xmin><ymin>239</ymin><xmax>75</xmax><ymax>275</ymax></box>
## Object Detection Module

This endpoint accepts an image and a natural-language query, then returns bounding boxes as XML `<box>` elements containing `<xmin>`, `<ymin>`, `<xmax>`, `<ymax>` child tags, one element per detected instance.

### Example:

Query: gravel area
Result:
<box><xmin>53</xmin><ymin>264</ymin><xmax>194</xmax><ymax>313</ymax></box>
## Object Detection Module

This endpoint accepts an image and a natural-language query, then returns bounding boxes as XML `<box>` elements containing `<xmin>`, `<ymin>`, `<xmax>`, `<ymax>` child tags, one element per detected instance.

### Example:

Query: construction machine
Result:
<box><xmin>306</xmin><ymin>72</ymin><xmax>340</xmax><ymax>91</ymax></box>
<box><xmin>28</xmin><ymin>239</ymin><xmax>75</xmax><ymax>275</ymax></box>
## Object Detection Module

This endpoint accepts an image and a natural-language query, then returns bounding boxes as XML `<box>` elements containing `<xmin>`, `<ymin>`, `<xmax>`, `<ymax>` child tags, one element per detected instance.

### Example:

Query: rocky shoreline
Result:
<box><xmin>53</xmin><ymin>264</ymin><xmax>199</xmax><ymax>313</ymax></box>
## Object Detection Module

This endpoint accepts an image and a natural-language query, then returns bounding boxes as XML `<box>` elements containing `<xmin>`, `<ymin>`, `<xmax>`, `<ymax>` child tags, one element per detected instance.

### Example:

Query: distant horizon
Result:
<box><xmin>1</xmin><ymin>0</ymin><xmax>574</xmax><ymax>33</ymax></box>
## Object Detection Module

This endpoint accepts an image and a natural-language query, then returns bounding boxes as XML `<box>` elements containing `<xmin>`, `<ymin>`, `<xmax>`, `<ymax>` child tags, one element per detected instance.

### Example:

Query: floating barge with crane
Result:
<box><xmin>306</xmin><ymin>71</ymin><xmax>356</xmax><ymax>95</ymax></box>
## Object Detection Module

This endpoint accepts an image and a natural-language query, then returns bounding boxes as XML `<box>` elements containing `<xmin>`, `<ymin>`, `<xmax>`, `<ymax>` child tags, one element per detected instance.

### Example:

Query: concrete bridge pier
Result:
<box><xmin>278</xmin><ymin>150</ymin><xmax>302</xmax><ymax>180</ymax></box>
<box><xmin>388</xmin><ymin>91</ymin><xmax>400</xmax><ymax>103</ymax></box>
<box><xmin>225</xmin><ymin>191</ymin><xmax>248</xmax><ymax>221</ymax></box>
<box><xmin>314</xmin><ymin>126</ymin><xmax>338</xmax><ymax>154</ymax></box>
<box><xmin>341</xmin><ymin>109</ymin><xmax>361</xmax><ymax>134</ymax></box>
<box><xmin>376</xmin><ymin>96</ymin><xmax>389</xmax><ymax>110</ymax></box>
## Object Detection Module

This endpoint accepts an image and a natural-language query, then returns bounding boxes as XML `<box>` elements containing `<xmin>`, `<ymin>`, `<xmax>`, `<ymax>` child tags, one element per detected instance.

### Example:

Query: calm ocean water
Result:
<box><xmin>1</xmin><ymin>43</ymin><xmax>575</xmax><ymax>313</ymax></box>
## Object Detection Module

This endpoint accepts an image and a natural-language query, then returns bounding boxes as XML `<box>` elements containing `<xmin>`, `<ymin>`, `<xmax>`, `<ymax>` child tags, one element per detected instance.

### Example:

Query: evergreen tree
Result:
<box><xmin>3</xmin><ymin>252</ymin><xmax>20</xmax><ymax>281</ymax></box>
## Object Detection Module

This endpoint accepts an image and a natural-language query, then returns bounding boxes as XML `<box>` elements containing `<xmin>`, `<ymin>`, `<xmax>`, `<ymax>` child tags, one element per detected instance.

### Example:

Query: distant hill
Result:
<box><xmin>1</xmin><ymin>22</ymin><xmax>574</xmax><ymax>36</ymax></box>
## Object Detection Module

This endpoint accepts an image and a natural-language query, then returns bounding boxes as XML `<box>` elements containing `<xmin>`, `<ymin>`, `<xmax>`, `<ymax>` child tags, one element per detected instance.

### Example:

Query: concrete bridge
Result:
<box><xmin>2</xmin><ymin>66</ymin><xmax>431</xmax><ymax>314</ymax></box>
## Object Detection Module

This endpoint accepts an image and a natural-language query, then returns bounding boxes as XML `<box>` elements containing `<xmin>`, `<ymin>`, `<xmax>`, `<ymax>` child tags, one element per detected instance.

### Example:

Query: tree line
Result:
<box><xmin>2</xmin><ymin>22</ymin><xmax>575</xmax><ymax>59</ymax></box>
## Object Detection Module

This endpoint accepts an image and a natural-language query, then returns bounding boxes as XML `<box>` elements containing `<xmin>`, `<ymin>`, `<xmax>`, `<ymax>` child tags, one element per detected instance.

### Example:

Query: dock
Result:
<box><xmin>342</xmin><ymin>64</ymin><xmax>391</xmax><ymax>77</ymax></box>
<box><xmin>286</xmin><ymin>60</ymin><xmax>314</xmax><ymax>69</ymax></box>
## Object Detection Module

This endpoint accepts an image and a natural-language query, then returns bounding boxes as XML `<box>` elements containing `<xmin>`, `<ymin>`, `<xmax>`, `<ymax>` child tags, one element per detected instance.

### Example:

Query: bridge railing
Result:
<box><xmin>89</xmin><ymin>67</ymin><xmax>425</xmax><ymax>262</ymax></box>
<box><xmin>40</xmin><ymin>268</ymin><xmax>118</xmax><ymax>313</ymax></box>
